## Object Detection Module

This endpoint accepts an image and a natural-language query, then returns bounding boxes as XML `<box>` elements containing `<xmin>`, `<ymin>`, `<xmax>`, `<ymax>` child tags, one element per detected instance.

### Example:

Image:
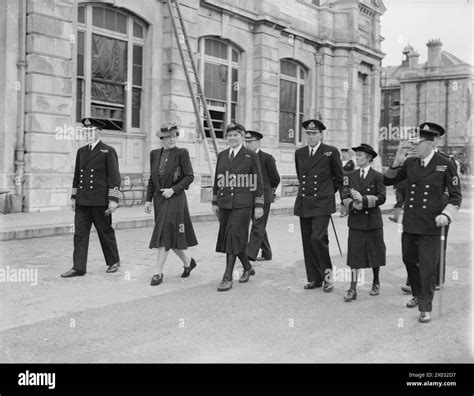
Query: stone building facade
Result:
<box><xmin>380</xmin><ymin>40</ymin><xmax>473</xmax><ymax>172</ymax></box>
<box><xmin>0</xmin><ymin>0</ymin><xmax>386</xmax><ymax>212</ymax></box>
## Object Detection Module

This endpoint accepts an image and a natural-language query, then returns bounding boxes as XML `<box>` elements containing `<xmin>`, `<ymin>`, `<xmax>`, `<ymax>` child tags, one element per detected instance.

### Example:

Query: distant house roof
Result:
<box><xmin>439</xmin><ymin>51</ymin><xmax>470</xmax><ymax>67</ymax></box>
<box><xmin>382</xmin><ymin>50</ymin><xmax>471</xmax><ymax>88</ymax></box>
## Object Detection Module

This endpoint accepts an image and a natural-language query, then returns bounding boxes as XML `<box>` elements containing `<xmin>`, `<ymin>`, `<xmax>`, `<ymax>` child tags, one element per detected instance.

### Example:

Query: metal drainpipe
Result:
<box><xmin>14</xmin><ymin>0</ymin><xmax>27</xmax><ymax>206</ymax></box>
<box><xmin>444</xmin><ymin>79</ymin><xmax>449</xmax><ymax>152</ymax></box>
<box><xmin>415</xmin><ymin>82</ymin><xmax>421</xmax><ymax>127</ymax></box>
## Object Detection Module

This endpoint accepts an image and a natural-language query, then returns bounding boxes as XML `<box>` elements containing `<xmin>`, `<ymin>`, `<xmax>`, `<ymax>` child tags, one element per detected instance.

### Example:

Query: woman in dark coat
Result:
<box><xmin>145</xmin><ymin>123</ymin><xmax>198</xmax><ymax>286</ymax></box>
<box><xmin>212</xmin><ymin>123</ymin><xmax>264</xmax><ymax>292</ymax></box>
<box><xmin>342</xmin><ymin>143</ymin><xmax>386</xmax><ymax>301</ymax></box>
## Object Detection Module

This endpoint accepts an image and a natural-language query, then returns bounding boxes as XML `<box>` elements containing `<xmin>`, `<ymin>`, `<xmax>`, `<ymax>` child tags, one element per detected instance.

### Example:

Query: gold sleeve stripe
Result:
<box><xmin>366</xmin><ymin>195</ymin><xmax>378</xmax><ymax>208</ymax></box>
<box><xmin>108</xmin><ymin>190</ymin><xmax>121</xmax><ymax>197</ymax></box>
<box><xmin>442</xmin><ymin>203</ymin><xmax>459</xmax><ymax>222</ymax></box>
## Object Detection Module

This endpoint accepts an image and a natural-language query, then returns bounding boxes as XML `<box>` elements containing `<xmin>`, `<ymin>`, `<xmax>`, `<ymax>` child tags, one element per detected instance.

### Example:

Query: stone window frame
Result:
<box><xmin>75</xmin><ymin>3</ymin><xmax>146</xmax><ymax>133</ymax></box>
<box><xmin>197</xmin><ymin>36</ymin><xmax>241</xmax><ymax>140</ymax></box>
<box><xmin>278</xmin><ymin>58</ymin><xmax>307</xmax><ymax>145</ymax></box>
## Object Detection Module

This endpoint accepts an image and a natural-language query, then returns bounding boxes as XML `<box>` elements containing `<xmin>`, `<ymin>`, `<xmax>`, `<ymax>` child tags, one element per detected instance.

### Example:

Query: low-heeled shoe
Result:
<box><xmin>344</xmin><ymin>289</ymin><xmax>357</xmax><ymax>302</ymax></box>
<box><xmin>239</xmin><ymin>267</ymin><xmax>255</xmax><ymax>283</ymax></box>
<box><xmin>181</xmin><ymin>258</ymin><xmax>197</xmax><ymax>278</ymax></box>
<box><xmin>217</xmin><ymin>279</ymin><xmax>233</xmax><ymax>292</ymax></box>
<box><xmin>150</xmin><ymin>274</ymin><xmax>163</xmax><ymax>286</ymax></box>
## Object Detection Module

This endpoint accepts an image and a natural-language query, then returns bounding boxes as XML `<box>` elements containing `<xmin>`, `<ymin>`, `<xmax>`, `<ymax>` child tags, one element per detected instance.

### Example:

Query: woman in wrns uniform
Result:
<box><xmin>212</xmin><ymin>123</ymin><xmax>264</xmax><ymax>292</ymax></box>
<box><xmin>144</xmin><ymin>123</ymin><xmax>198</xmax><ymax>286</ymax></box>
<box><xmin>341</xmin><ymin>144</ymin><xmax>386</xmax><ymax>301</ymax></box>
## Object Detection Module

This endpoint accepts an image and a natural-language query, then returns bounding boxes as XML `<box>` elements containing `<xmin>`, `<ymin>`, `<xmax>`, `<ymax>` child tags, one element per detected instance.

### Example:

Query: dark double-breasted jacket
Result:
<box><xmin>384</xmin><ymin>153</ymin><xmax>462</xmax><ymax>235</ymax></box>
<box><xmin>258</xmin><ymin>150</ymin><xmax>280</xmax><ymax>205</ymax></box>
<box><xmin>294</xmin><ymin>143</ymin><xmax>344</xmax><ymax>218</ymax></box>
<box><xmin>212</xmin><ymin>146</ymin><xmax>264</xmax><ymax>210</ymax></box>
<box><xmin>71</xmin><ymin>140</ymin><xmax>121</xmax><ymax>206</ymax></box>
<box><xmin>342</xmin><ymin>168</ymin><xmax>386</xmax><ymax>230</ymax></box>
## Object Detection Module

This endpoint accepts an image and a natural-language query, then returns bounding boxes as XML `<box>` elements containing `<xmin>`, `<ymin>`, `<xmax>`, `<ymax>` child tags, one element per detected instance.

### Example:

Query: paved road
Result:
<box><xmin>0</xmin><ymin>192</ymin><xmax>472</xmax><ymax>363</ymax></box>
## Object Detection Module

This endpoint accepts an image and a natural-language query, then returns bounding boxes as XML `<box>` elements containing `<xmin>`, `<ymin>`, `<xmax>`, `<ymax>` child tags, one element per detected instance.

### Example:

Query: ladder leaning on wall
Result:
<box><xmin>166</xmin><ymin>0</ymin><xmax>220</xmax><ymax>178</ymax></box>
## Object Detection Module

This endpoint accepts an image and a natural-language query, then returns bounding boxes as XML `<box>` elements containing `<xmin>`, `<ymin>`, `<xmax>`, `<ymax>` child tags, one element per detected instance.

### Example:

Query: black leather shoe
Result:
<box><xmin>150</xmin><ymin>274</ymin><xmax>163</xmax><ymax>286</ymax></box>
<box><xmin>344</xmin><ymin>289</ymin><xmax>357</xmax><ymax>302</ymax></box>
<box><xmin>61</xmin><ymin>269</ymin><xmax>85</xmax><ymax>278</ymax></box>
<box><xmin>418</xmin><ymin>311</ymin><xmax>431</xmax><ymax>323</ymax></box>
<box><xmin>256</xmin><ymin>256</ymin><xmax>272</xmax><ymax>261</ymax></box>
<box><xmin>239</xmin><ymin>267</ymin><xmax>255</xmax><ymax>283</ymax></box>
<box><xmin>323</xmin><ymin>281</ymin><xmax>334</xmax><ymax>292</ymax></box>
<box><xmin>217</xmin><ymin>279</ymin><xmax>233</xmax><ymax>291</ymax></box>
<box><xmin>369</xmin><ymin>284</ymin><xmax>380</xmax><ymax>296</ymax></box>
<box><xmin>388</xmin><ymin>216</ymin><xmax>398</xmax><ymax>223</ymax></box>
<box><xmin>106</xmin><ymin>262</ymin><xmax>120</xmax><ymax>273</ymax></box>
<box><xmin>401</xmin><ymin>285</ymin><xmax>412</xmax><ymax>294</ymax></box>
<box><xmin>181</xmin><ymin>258</ymin><xmax>197</xmax><ymax>278</ymax></box>
<box><xmin>406</xmin><ymin>297</ymin><xmax>419</xmax><ymax>308</ymax></box>
<box><xmin>304</xmin><ymin>281</ymin><xmax>322</xmax><ymax>290</ymax></box>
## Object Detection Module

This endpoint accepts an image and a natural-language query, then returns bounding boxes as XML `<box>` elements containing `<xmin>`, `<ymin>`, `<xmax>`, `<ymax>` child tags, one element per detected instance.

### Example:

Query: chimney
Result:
<box><xmin>426</xmin><ymin>39</ymin><xmax>443</xmax><ymax>68</ymax></box>
<box><xmin>402</xmin><ymin>44</ymin><xmax>414</xmax><ymax>67</ymax></box>
<box><xmin>407</xmin><ymin>51</ymin><xmax>419</xmax><ymax>68</ymax></box>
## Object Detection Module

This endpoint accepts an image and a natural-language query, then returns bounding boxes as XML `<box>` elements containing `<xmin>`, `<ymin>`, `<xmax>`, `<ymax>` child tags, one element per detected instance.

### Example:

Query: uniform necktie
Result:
<box><xmin>311</xmin><ymin>148</ymin><xmax>314</xmax><ymax>157</ymax></box>
<box><xmin>230</xmin><ymin>150</ymin><xmax>235</xmax><ymax>161</ymax></box>
<box><xmin>361</xmin><ymin>169</ymin><xmax>365</xmax><ymax>179</ymax></box>
<box><xmin>421</xmin><ymin>159</ymin><xmax>425</xmax><ymax>168</ymax></box>
<box><xmin>89</xmin><ymin>144</ymin><xmax>92</xmax><ymax>151</ymax></box>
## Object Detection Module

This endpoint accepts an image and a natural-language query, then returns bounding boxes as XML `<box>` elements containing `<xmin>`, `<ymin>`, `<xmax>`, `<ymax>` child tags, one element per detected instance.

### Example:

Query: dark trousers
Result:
<box><xmin>247</xmin><ymin>204</ymin><xmax>272</xmax><ymax>260</ymax></box>
<box><xmin>299</xmin><ymin>215</ymin><xmax>332</xmax><ymax>283</ymax></box>
<box><xmin>402</xmin><ymin>232</ymin><xmax>440</xmax><ymax>312</ymax></box>
<box><xmin>405</xmin><ymin>225</ymin><xmax>448</xmax><ymax>287</ymax></box>
<box><xmin>73</xmin><ymin>205</ymin><xmax>120</xmax><ymax>273</ymax></box>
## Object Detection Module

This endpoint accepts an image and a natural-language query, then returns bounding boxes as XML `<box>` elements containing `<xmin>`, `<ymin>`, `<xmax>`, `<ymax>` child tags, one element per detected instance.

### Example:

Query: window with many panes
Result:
<box><xmin>198</xmin><ymin>37</ymin><xmax>240</xmax><ymax>139</ymax></box>
<box><xmin>279</xmin><ymin>59</ymin><xmax>306</xmax><ymax>144</ymax></box>
<box><xmin>76</xmin><ymin>4</ymin><xmax>146</xmax><ymax>131</ymax></box>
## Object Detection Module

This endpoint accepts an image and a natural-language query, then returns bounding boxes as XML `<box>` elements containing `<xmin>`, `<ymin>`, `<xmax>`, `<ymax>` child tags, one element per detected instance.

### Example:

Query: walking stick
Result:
<box><xmin>330</xmin><ymin>215</ymin><xmax>343</xmax><ymax>257</ymax></box>
<box><xmin>438</xmin><ymin>225</ymin><xmax>446</xmax><ymax>318</ymax></box>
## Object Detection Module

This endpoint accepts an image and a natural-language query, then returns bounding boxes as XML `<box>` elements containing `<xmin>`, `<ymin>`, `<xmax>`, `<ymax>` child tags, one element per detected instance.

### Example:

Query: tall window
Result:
<box><xmin>198</xmin><ymin>37</ymin><xmax>240</xmax><ymax>138</ymax></box>
<box><xmin>279</xmin><ymin>59</ymin><xmax>306</xmax><ymax>144</ymax></box>
<box><xmin>76</xmin><ymin>4</ymin><xmax>146</xmax><ymax>131</ymax></box>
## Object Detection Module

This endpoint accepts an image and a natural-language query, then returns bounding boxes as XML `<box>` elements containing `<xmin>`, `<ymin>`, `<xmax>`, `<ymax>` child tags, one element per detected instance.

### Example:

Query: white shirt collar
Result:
<box><xmin>360</xmin><ymin>165</ymin><xmax>371</xmax><ymax>178</ymax></box>
<box><xmin>230</xmin><ymin>144</ymin><xmax>242</xmax><ymax>157</ymax></box>
<box><xmin>421</xmin><ymin>150</ymin><xmax>435</xmax><ymax>166</ymax></box>
<box><xmin>255</xmin><ymin>148</ymin><xmax>260</xmax><ymax>153</ymax></box>
<box><xmin>309</xmin><ymin>141</ymin><xmax>321</xmax><ymax>155</ymax></box>
<box><xmin>89</xmin><ymin>139</ymin><xmax>101</xmax><ymax>150</ymax></box>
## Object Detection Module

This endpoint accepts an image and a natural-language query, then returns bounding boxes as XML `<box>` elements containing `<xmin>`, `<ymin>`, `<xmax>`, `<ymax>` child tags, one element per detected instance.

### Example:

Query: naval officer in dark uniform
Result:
<box><xmin>384</xmin><ymin>122</ymin><xmax>462</xmax><ymax>323</ymax></box>
<box><xmin>245</xmin><ymin>130</ymin><xmax>280</xmax><ymax>262</ymax></box>
<box><xmin>212</xmin><ymin>123</ymin><xmax>264</xmax><ymax>292</ymax></box>
<box><xmin>61</xmin><ymin>118</ymin><xmax>121</xmax><ymax>277</ymax></box>
<box><xmin>342</xmin><ymin>144</ymin><xmax>386</xmax><ymax>301</ymax></box>
<box><xmin>294</xmin><ymin>119</ymin><xmax>344</xmax><ymax>291</ymax></box>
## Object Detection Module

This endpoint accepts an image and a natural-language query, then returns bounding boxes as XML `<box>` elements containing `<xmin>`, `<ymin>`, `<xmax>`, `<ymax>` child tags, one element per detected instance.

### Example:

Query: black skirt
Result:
<box><xmin>149</xmin><ymin>192</ymin><xmax>197</xmax><ymax>250</ymax></box>
<box><xmin>347</xmin><ymin>228</ymin><xmax>386</xmax><ymax>269</ymax></box>
<box><xmin>215</xmin><ymin>207</ymin><xmax>253</xmax><ymax>255</ymax></box>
